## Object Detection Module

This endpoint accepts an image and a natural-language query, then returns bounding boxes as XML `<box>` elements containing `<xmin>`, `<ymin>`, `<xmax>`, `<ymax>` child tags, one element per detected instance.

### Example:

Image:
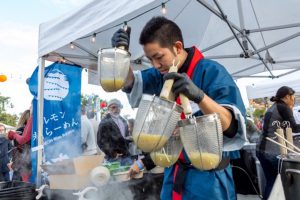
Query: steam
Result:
<box><xmin>82</xmin><ymin>183</ymin><xmax>134</xmax><ymax>200</ymax></box>
<box><xmin>44</xmin><ymin>130</ymin><xmax>81</xmax><ymax>162</ymax></box>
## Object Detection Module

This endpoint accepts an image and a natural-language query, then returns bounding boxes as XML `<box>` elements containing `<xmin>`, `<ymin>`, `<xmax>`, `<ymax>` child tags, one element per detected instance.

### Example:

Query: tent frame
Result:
<box><xmin>36</xmin><ymin>58</ymin><xmax>45</xmax><ymax>185</ymax></box>
<box><xmin>197</xmin><ymin>0</ymin><xmax>300</xmax><ymax>79</ymax></box>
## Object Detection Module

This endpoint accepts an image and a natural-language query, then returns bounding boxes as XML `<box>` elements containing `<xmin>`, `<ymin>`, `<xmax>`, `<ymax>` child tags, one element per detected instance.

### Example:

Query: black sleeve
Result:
<box><xmin>97</xmin><ymin>121</ymin><xmax>114</xmax><ymax>158</ymax></box>
<box><xmin>141</xmin><ymin>153</ymin><xmax>156</xmax><ymax>170</ymax></box>
<box><xmin>277</xmin><ymin>104</ymin><xmax>300</xmax><ymax>133</ymax></box>
<box><xmin>223</xmin><ymin>109</ymin><xmax>238</xmax><ymax>138</ymax></box>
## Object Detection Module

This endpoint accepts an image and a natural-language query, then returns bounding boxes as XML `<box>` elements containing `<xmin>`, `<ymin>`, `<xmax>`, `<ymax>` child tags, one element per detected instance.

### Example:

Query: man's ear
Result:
<box><xmin>173</xmin><ymin>41</ymin><xmax>184</xmax><ymax>55</ymax></box>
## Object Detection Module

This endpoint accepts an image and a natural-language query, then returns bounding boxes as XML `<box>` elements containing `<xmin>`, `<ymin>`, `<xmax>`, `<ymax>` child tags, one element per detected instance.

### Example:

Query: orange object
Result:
<box><xmin>0</xmin><ymin>74</ymin><xmax>7</xmax><ymax>82</ymax></box>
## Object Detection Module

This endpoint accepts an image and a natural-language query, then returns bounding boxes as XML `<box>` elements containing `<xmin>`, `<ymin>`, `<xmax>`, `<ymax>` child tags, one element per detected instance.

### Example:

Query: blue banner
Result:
<box><xmin>29</xmin><ymin>62</ymin><xmax>82</xmax><ymax>183</ymax></box>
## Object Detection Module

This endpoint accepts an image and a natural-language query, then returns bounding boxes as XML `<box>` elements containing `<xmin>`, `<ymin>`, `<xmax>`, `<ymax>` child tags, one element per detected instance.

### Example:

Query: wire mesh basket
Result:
<box><xmin>150</xmin><ymin>129</ymin><xmax>183</xmax><ymax>167</ymax></box>
<box><xmin>178</xmin><ymin>113</ymin><xmax>223</xmax><ymax>170</ymax></box>
<box><xmin>133</xmin><ymin>94</ymin><xmax>183</xmax><ymax>152</ymax></box>
<box><xmin>98</xmin><ymin>47</ymin><xmax>130</xmax><ymax>92</ymax></box>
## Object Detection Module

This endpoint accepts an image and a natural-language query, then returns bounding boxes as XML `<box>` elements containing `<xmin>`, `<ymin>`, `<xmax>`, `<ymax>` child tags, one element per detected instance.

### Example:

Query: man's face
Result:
<box><xmin>0</xmin><ymin>125</ymin><xmax>6</xmax><ymax>134</ymax></box>
<box><xmin>108</xmin><ymin>104</ymin><xmax>120</xmax><ymax>115</ymax></box>
<box><xmin>143</xmin><ymin>42</ymin><xmax>177</xmax><ymax>74</ymax></box>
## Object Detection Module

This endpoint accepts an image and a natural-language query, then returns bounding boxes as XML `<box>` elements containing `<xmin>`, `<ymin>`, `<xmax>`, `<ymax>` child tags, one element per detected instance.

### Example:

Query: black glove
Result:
<box><xmin>163</xmin><ymin>72</ymin><xmax>205</xmax><ymax>104</ymax></box>
<box><xmin>111</xmin><ymin>27</ymin><xmax>131</xmax><ymax>50</ymax></box>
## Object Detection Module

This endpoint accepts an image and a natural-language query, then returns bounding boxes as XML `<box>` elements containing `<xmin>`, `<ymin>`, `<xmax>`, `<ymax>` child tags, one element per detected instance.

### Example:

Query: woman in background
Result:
<box><xmin>256</xmin><ymin>86</ymin><xmax>300</xmax><ymax>199</ymax></box>
<box><xmin>7</xmin><ymin>109</ymin><xmax>32</xmax><ymax>182</ymax></box>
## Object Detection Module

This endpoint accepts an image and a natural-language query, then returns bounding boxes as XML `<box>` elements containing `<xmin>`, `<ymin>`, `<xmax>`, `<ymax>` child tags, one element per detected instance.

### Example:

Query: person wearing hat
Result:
<box><xmin>97</xmin><ymin>99</ymin><xmax>132</xmax><ymax>165</ymax></box>
<box><xmin>256</xmin><ymin>86</ymin><xmax>300</xmax><ymax>199</ymax></box>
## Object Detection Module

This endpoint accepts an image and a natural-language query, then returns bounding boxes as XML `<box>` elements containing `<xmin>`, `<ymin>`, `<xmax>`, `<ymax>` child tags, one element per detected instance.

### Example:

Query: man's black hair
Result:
<box><xmin>139</xmin><ymin>16</ymin><xmax>184</xmax><ymax>48</ymax></box>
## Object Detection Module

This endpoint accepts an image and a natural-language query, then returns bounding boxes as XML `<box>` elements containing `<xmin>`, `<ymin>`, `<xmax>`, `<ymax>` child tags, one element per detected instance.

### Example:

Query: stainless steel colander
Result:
<box><xmin>179</xmin><ymin>113</ymin><xmax>223</xmax><ymax>170</ymax></box>
<box><xmin>132</xmin><ymin>94</ymin><xmax>183</xmax><ymax>152</ymax></box>
<box><xmin>98</xmin><ymin>47</ymin><xmax>130</xmax><ymax>92</ymax></box>
<box><xmin>150</xmin><ymin>129</ymin><xmax>183</xmax><ymax>167</ymax></box>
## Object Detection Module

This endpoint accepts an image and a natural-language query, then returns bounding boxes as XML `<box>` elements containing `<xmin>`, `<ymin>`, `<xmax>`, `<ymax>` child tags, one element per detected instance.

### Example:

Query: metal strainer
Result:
<box><xmin>98</xmin><ymin>47</ymin><xmax>130</xmax><ymax>92</ymax></box>
<box><xmin>178</xmin><ymin>113</ymin><xmax>223</xmax><ymax>170</ymax></box>
<box><xmin>132</xmin><ymin>94</ymin><xmax>183</xmax><ymax>152</ymax></box>
<box><xmin>150</xmin><ymin>129</ymin><xmax>183</xmax><ymax>167</ymax></box>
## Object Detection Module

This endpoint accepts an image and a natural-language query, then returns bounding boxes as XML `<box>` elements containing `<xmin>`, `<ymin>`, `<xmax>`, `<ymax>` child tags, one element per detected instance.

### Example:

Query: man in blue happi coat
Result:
<box><xmin>111</xmin><ymin>16</ymin><xmax>247</xmax><ymax>200</ymax></box>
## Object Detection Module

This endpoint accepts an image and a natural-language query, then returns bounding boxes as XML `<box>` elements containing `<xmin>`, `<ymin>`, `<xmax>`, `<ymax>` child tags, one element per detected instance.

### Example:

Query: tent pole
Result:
<box><xmin>37</xmin><ymin>57</ymin><xmax>45</xmax><ymax>187</ymax></box>
<box><xmin>232</xmin><ymin>63</ymin><xmax>263</xmax><ymax>76</ymax></box>
<box><xmin>277</xmin><ymin>69</ymin><xmax>300</xmax><ymax>78</ymax></box>
<box><xmin>201</xmin><ymin>35</ymin><xmax>235</xmax><ymax>52</ymax></box>
<box><xmin>241</xmin><ymin>36</ymin><xmax>275</xmax><ymax>77</ymax></box>
<box><xmin>234</xmin><ymin>75</ymin><xmax>278</xmax><ymax>79</ymax></box>
<box><xmin>195</xmin><ymin>0</ymin><xmax>241</xmax><ymax>32</ymax></box>
<box><xmin>212</xmin><ymin>0</ymin><xmax>248</xmax><ymax>56</ymax></box>
<box><xmin>49</xmin><ymin>53</ymin><xmax>97</xmax><ymax>61</ymax></box>
<box><xmin>249</xmin><ymin>23</ymin><xmax>300</xmax><ymax>33</ymax></box>
<box><xmin>206</xmin><ymin>54</ymin><xmax>243</xmax><ymax>59</ymax></box>
<box><xmin>197</xmin><ymin>0</ymin><xmax>275</xmax><ymax>77</ymax></box>
<box><xmin>250</xmin><ymin>32</ymin><xmax>300</xmax><ymax>56</ymax></box>
<box><xmin>275</xmin><ymin>59</ymin><xmax>300</xmax><ymax>64</ymax></box>
<box><xmin>72</xmin><ymin>42</ymin><xmax>98</xmax><ymax>58</ymax></box>
<box><xmin>237</xmin><ymin>0</ymin><xmax>249</xmax><ymax>51</ymax></box>
<box><xmin>237</xmin><ymin>0</ymin><xmax>245</xmax><ymax>30</ymax></box>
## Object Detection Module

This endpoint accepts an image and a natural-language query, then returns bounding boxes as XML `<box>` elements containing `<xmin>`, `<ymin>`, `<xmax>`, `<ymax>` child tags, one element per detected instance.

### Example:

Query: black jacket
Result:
<box><xmin>258</xmin><ymin>101</ymin><xmax>300</xmax><ymax>154</ymax></box>
<box><xmin>11</xmin><ymin>127</ymin><xmax>31</xmax><ymax>173</ymax></box>
<box><xmin>0</xmin><ymin>136</ymin><xmax>12</xmax><ymax>173</ymax></box>
<box><xmin>97</xmin><ymin>113</ymin><xmax>130</xmax><ymax>159</ymax></box>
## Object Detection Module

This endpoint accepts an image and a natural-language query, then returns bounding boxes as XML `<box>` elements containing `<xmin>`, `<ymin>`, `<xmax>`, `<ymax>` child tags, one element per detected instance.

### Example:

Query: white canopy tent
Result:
<box><xmin>36</xmin><ymin>0</ymin><xmax>300</xmax><ymax>184</ymax></box>
<box><xmin>38</xmin><ymin>0</ymin><xmax>300</xmax><ymax>79</ymax></box>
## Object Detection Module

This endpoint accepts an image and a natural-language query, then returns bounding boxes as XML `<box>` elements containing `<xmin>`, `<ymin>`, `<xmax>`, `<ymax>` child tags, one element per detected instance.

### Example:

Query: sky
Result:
<box><xmin>0</xmin><ymin>0</ymin><xmax>297</xmax><ymax>119</ymax></box>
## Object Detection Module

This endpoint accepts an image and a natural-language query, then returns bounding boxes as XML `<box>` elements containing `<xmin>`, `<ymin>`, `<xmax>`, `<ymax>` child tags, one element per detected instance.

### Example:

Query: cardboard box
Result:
<box><xmin>42</xmin><ymin>154</ymin><xmax>104</xmax><ymax>190</ymax></box>
<box><xmin>48</xmin><ymin>174</ymin><xmax>90</xmax><ymax>190</ymax></box>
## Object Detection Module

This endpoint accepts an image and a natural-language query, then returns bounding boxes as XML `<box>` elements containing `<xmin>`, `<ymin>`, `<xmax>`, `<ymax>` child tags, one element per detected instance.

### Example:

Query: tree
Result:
<box><xmin>0</xmin><ymin>95</ymin><xmax>10</xmax><ymax>112</ymax></box>
<box><xmin>0</xmin><ymin>93</ymin><xmax>17</xmax><ymax>126</ymax></box>
<box><xmin>81</xmin><ymin>94</ymin><xmax>107</xmax><ymax>119</ymax></box>
<box><xmin>253</xmin><ymin>108</ymin><xmax>266</xmax><ymax>119</ymax></box>
<box><xmin>0</xmin><ymin>112</ymin><xmax>17</xmax><ymax>126</ymax></box>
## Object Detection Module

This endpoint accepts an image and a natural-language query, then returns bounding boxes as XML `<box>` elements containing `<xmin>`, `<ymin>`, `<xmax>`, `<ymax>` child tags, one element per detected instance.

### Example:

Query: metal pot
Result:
<box><xmin>280</xmin><ymin>154</ymin><xmax>300</xmax><ymax>200</ymax></box>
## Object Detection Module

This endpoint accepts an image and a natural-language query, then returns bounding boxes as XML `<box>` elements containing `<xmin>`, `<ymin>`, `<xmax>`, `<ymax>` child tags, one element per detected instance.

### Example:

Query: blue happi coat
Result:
<box><xmin>139</xmin><ymin>58</ymin><xmax>246</xmax><ymax>200</ymax></box>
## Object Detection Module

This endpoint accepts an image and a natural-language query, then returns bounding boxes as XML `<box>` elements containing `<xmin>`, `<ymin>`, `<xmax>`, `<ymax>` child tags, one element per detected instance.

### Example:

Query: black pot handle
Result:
<box><xmin>285</xmin><ymin>169</ymin><xmax>300</xmax><ymax>186</ymax></box>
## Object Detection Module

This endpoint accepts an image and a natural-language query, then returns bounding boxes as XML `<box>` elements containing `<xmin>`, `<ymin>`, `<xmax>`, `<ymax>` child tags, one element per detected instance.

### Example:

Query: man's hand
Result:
<box><xmin>128</xmin><ymin>160</ymin><xmax>144</xmax><ymax>179</ymax></box>
<box><xmin>111</xmin><ymin>27</ymin><xmax>131</xmax><ymax>51</ymax></box>
<box><xmin>164</xmin><ymin>72</ymin><xmax>205</xmax><ymax>104</ymax></box>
